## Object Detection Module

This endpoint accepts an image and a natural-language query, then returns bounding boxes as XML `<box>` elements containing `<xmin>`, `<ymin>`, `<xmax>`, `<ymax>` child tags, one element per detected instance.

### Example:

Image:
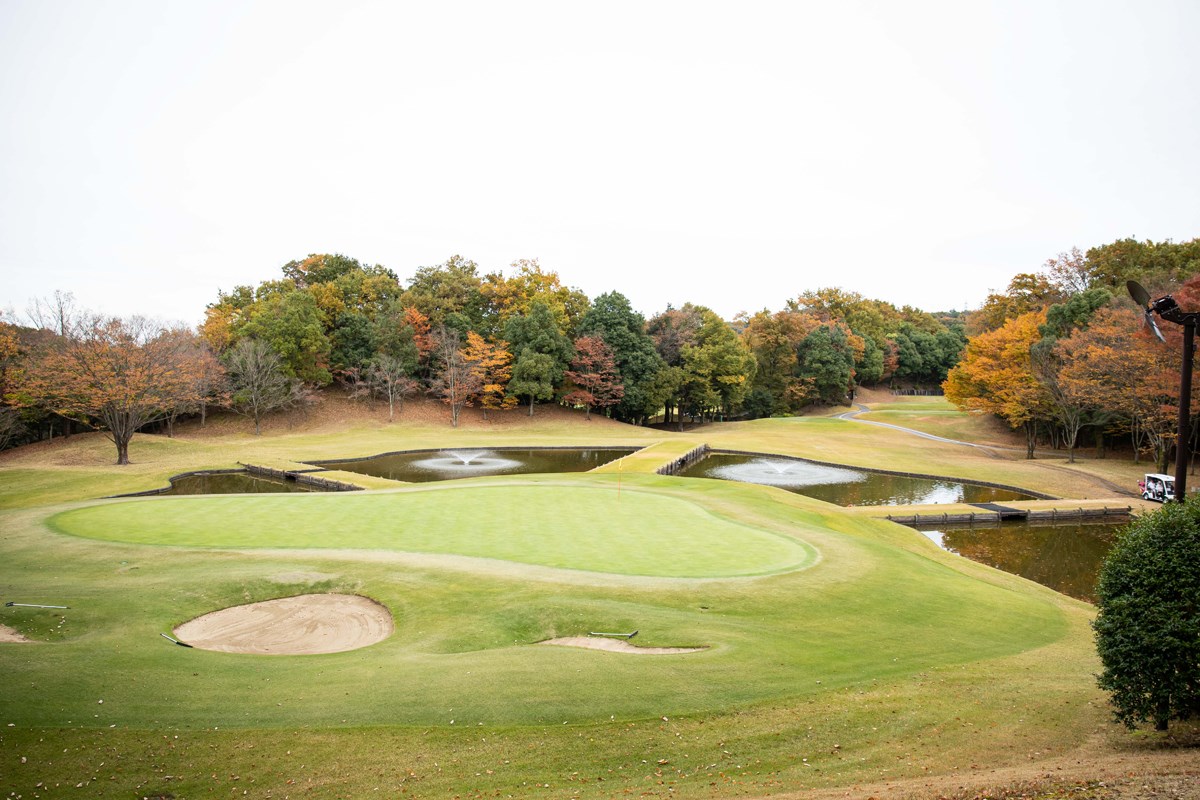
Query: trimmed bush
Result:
<box><xmin>1094</xmin><ymin>499</ymin><xmax>1200</xmax><ymax>730</ymax></box>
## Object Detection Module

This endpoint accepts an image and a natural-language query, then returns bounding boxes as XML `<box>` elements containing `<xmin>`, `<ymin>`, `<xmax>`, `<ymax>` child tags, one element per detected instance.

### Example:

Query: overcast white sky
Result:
<box><xmin>2</xmin><ymin>1</ymin><xmax>1197</xmax><ymax>327</ymax></box>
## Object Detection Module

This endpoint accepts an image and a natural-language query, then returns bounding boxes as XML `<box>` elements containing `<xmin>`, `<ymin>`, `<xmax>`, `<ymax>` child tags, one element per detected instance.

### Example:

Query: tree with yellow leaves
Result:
<box><xmin>462</xmin><ymin>332</ymin><xmax>517</xmax><ymax>418</ymax></box>
<box><xmin>480</xmin><ymin>259</ymin><xmax>590</xmax><ymax>336</ymax></box>
<box><xmin>944</xmin><ymin>310</ymin><xmax>1051</xmax><ymax>459</ymax></box>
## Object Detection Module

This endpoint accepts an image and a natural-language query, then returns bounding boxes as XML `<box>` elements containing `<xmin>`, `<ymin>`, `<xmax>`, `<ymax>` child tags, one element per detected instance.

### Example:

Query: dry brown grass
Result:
<box><xmin>172</xmin><ymin>391</ymin><xmax>633</xmax><ymax>440</ymax></box>
<box><xmin>796</xmin><ymin>731</ymin><xmax>1200</xmax><ymax>800</ymax></box>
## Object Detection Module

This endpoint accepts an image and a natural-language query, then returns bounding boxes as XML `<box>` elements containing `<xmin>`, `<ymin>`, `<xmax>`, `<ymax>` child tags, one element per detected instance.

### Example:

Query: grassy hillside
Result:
<box><xmin>0</xmin><ymin>394</ymin><xmax>1187</xmax><ymax>799</ymax></box>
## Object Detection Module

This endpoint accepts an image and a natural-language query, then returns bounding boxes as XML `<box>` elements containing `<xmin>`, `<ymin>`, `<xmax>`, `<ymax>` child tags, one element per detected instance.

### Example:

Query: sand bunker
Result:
<box><xmin>0</xmin><ymin>623</ymin><xmax>31</xmax><ymax>643</ymax></box>
<box><xmin>541</xmin><ymin>636</ymin><xmax>706</xmax><ymax>655</ymax></box>
<box><xmin>174</xmin><ymin>594</ymin><xmax>393</xmax><ymax>655</ymax></box>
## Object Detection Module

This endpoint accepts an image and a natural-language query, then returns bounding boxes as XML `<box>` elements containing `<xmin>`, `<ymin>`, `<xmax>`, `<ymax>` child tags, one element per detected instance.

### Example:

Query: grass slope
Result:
<box><xmin>0</xmin><ymin>396</ymin><xmax>1171</xmax><ymax>798</ymax></box>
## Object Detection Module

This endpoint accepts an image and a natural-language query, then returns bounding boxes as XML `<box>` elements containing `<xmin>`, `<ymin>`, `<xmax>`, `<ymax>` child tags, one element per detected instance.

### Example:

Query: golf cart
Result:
<box><xmin>1142</xmin><ymin>473</ymin><xmax>1175</xmax><ymax>503</ymax></box>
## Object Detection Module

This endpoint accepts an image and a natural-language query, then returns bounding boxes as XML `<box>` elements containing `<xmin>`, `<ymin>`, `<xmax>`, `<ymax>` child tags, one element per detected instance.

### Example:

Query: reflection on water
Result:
<box><xmin>922</xmin><ymin>521</ymin><xmax>1124</xmax><ymax>602</ymax></box>
<box><xmin>680</xmin><ymin>453</ymin><xmax>1034</xmax><ymax>506</ymax></box>
<box><xmin>315</xmin><ymin>448</ymin><xmax>636</xmax><ymax>482</ymax></box>
<box><xmin>164</xmin><ymin>473</ymin><xmax>313</xmax><ymax>495</ymax></box>
<box><xmin>708</xmin><ymin>458</ymin><xmax>864</xmax><ymax>487</ymax></box>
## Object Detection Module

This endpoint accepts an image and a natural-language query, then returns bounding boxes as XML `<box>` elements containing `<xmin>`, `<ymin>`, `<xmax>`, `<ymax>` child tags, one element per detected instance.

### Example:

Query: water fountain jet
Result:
<box><xmin>711</xmin><ymin>457</ymin><xmax>864</xmax><ymax>488</ymax></box>
<box><xmin>409</xmin><ymin>450</ymin><xmax>523</xmax><ymax>475</ymax></box>
<box><xmin>446</xmin><ymin>450</ymin><xmax>487</xmax><ymax>466</ymax></box>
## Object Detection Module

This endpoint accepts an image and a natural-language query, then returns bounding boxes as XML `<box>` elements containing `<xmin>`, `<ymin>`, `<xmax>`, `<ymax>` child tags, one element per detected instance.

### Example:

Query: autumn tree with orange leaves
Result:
<box><xmin>462</xmin><ymin>332</ymin><xmax>516</xmax><ymax>418</ymax></box>
<box><xmin>944</xmin><ymin>311</ymin><xmax>1051</xmax><ymax>459</ymax></box>
<box><xmin>157</xmin><ymin>328</ymin><xmax>226</xmax><ymax>436</ymax></box>
<box><xmin>1057</xmin><ymin>306</ymin><xmax>1187</xmax><ymax>470</ymax></box>
<box><xmin>22</xmin><ymin>314</ymin><xmax>207</xmax><ymax>464</ymax></box>
<box><xmin>0</xmin><ymin>317</ymin><xmax>21</xmax><ymax>399</ymax></box>
<box><xmin>404</xmin><ymin>306</ymin><xmax>436</xmax><ymax>364</ymax></box>
<box><xmin>563</xmin><ymin>336</ymin><xmax>624</xmax><ymax>420</ymax></box>
<box><xmin>0</xmin><ymin>316</ymin><xmax>25</xmax><ymax>449</ymax></box>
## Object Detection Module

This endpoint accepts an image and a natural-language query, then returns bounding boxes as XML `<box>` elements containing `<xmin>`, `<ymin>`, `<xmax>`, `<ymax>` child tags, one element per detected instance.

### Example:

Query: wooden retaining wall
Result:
<box><xmin>656</xmin><ymin>445</ymin><xmax>710</xmax><ymax>475</ymax></box>
<box><xmin>886</xmin><ymin>506</ymin><xmax>1132</xmax><ymax>527</ymax></box>
<box><xmin>1026</xmin><ymin>506</ymin><xmax>1132</xmax><ymax>522</ymax></box>
<box><xmin>239</xmin><ymin>463</ymin><xmax>362</xmax><ymax>492</ymax></box>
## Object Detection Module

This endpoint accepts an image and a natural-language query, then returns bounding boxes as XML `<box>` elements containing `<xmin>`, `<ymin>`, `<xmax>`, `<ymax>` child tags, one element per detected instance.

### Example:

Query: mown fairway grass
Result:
<box><xmin>50</xmin><ymin>478</ymin><xmax>818</xmax><ymax>578</ymax></box>
<box><xmin>0</xmin><ymin>399</ymin><xmax>1148</xmax><ymax>797</ymax></box>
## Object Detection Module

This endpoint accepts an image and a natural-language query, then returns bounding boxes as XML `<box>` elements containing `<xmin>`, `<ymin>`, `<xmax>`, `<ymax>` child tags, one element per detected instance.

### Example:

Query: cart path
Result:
<box><xmin>837</xmin><ymin>404</ymin><xmax>1138</xmax><ymax>497</ymax></box>
<box><xmin>835</xmin><ymin>404</ymin><xmax>1006</xmax><ymax>456</ymax></box>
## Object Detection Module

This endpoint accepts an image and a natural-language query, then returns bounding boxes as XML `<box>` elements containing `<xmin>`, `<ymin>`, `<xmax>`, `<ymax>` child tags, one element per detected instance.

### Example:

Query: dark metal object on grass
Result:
<box><xmin>160</xmin><ymin>632</ymin><xmax>193</xmax><ymax>648</ymax></box>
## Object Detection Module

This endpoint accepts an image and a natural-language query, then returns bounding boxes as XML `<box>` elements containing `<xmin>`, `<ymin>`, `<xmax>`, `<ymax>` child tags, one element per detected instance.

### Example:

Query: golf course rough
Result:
<box><xmin>49</xmin><ymin>480</ymin><xmax>820</xmax><ymax>578</ymax></box>
<box><xmin>9</xmin><ymin>471</ymin><xmax>1071</xmax><ymax>731</ymax></box>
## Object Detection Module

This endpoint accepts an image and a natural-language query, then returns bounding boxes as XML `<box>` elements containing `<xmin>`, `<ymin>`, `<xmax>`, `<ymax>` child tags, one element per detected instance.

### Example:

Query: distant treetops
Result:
<box><xmin>945</xmin><ymin>237</ymin><xmax>1200</xmax><ymax>463</ymax></box>
<box><xmin>197</xmin><ymin>253</ymin><xmax>966</xmax><ymax>431</ymax></box>
<box><xmin>2</xmin><ymin>235</ymin><xmax>1195</xmax><ymax>464</ymax></box>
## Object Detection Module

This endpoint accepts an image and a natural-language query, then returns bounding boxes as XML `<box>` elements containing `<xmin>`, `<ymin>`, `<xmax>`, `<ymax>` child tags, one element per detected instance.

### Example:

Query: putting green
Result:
<box><xmin>49</xmin><ymin>480</ymin><xmax>818</xmax><ymax>578</ymax></box>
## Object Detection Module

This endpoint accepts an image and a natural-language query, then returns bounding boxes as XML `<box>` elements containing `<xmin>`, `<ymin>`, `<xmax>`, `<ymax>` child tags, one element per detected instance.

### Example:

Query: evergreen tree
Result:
<box><xmin>508</xmin><ymin>350</ymin><xmax>556</xmax><ymax>416</ymax></box>
<box><xmin>797</xmin><ymin>324</ymin><xmax>855</xmax><ymax>405</ymax></box>
<box><xmin>1094</xmin><ymin>500</ymin><xmax>1200</xmax><ymax>731</ymax></box>
<box><xmin>503</xmin><ymin>300</ymin><xmax>574</xmax><ymax>390</ymax></box>
<box><xmin>239</xmin><ymin>291</ymin><xmax>332</xmax><ymax>385</ymax></box>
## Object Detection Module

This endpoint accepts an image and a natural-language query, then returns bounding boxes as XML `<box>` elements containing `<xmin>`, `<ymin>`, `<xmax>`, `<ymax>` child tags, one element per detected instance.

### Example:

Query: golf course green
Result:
<box><xmin>0</xmin><ymin>397</ymin><xmax>1169</xmax><ymax>798</ymax></box>
<box><xmin>49</xmin><ymin>479</ymin><xmax>818</xmax><ymax>578</ymax></box>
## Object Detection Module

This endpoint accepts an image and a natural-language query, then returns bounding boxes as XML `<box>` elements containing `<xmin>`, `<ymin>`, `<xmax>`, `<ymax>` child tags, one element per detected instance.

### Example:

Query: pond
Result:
<box><xmin>920</xmin><ymin>520</ymin><xmax>1124</xmax><ymax>603</ymax></box>
<box><xmin>678</xmin><ymin>452</ymin><xmax>1037</xmax><ymax>506</ymax></box>
<box><xmin>311</xmin><ymin>447</ymin><xmax>638</xmax><ymax>483</ymax></box>
<box><xmin>161</xmin><ymin>472</ymin><xmax>315</xmax><ymax>495</ymax></box>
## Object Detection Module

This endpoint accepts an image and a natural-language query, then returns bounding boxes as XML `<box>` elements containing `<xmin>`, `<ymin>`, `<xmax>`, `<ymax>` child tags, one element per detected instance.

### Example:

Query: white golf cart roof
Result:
<box><xmin>1145</xmin><ymin>473</ymin><xmax>1175</xmax><ymax>482</ymax></box>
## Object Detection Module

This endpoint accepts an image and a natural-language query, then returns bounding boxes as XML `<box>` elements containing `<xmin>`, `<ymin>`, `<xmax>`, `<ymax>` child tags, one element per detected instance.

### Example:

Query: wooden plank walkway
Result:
<box><xmin>881</xmin><ymin>505</ymin><xmax>1132</xmax><ymax>527</ymax></box>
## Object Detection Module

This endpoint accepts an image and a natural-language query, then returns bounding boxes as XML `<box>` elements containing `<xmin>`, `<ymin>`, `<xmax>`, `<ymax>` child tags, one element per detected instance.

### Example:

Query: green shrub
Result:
<box><xmin>1093</xmin><ymin>499</ymin><xmax>1200</xmax><ymax>730</ymax></box>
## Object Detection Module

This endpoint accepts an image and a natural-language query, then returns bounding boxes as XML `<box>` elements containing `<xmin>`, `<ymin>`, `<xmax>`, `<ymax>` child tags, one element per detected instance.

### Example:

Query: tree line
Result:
<box><xmin>4</xmin><ymin>236</ymin><xmax>1193</xmax><ymax>466</ymax></box>
<box><xmin>945</xmin><ymin>237</ymin><xmax>1200</xmax><ymax>466</ymax></box>
<box><xmin>1</xmin><ymin>252</ymin><xmax>967</xmax><ymax>463</ymax></box>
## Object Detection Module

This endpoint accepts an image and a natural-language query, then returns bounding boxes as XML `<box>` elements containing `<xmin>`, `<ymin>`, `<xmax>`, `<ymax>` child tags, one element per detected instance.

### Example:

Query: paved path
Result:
<box><xmin>837</xmin><ymin>404</ymin><xmax>1138</xmax><ymax>497</ymax></box>
<box><xmin>835</xmin><ymin>404</ymin><xmax>1003</xmax><ymax>455</ymax></box>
